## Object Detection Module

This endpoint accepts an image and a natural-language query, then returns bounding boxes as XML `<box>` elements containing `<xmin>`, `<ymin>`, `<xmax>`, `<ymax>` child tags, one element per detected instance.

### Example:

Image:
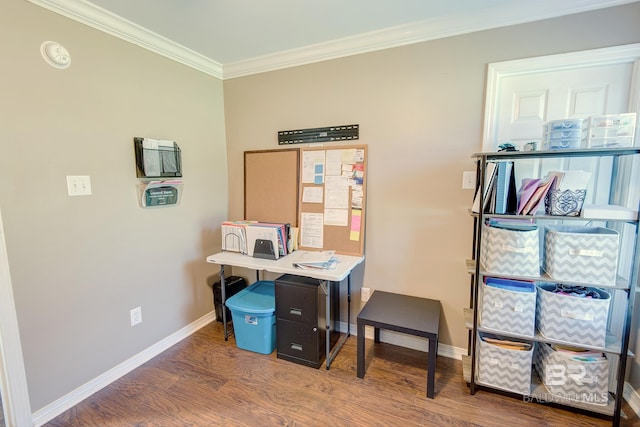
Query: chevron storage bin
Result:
<box><xmin>478</xmin><ymin>332</ymin><xmax>534</xmax><ymax>395</ymax></box>
<box><xmin>480</xmin><ymin>277</ymin><xmax>537</xmax><ymax>337</ymax></box>
<box><xmin>536</xmin><ymin>283</ymin><xmax>610</xmax><ymax>348</ymax></box>
<box><xmin>535</xmin><ymin>342</ymin><xmax>609</xmax><ymax>405</ymax></box>
<box><xmin>544</xmin><ymin>225</ymin><xmax>619</xmax><ymax>285</ymax></box>
<box><xmin>480</xmin><ymin>224</ymin><xmax>540</xmax><ymax>277</ymax></box>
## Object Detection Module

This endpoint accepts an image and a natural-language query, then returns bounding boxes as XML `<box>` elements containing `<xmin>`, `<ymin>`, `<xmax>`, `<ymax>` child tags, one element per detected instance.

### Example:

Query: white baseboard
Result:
<box><xmin>32</xmin><ymin>315</ymin><xmax>466</xmax><ymax>426</ymax></box>
<box><xmin>338</xmin><ymin>321</ymin><xmax>466</xmax><ymax>360</ymax></box>
<box><xmin>31</xmin><ymin>312</ymin><xmax>215</xmax><ymax>427</ymax></box>
<box><xmin>624</xmin><ymin>382</ymin><xmax>640</xmax><ymax>417</ymax></box>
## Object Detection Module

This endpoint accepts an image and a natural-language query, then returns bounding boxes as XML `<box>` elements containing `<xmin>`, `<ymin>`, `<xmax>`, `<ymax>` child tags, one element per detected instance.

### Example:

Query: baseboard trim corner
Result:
<box><xmin>624</xmin><ymin>382</ymin><xmax>640</xmax><ymax>418</ymax></box>
<box><xmin>31</xmin><ymin>312</ymin><xmax>215</xmax><ymax>427</ymax></box>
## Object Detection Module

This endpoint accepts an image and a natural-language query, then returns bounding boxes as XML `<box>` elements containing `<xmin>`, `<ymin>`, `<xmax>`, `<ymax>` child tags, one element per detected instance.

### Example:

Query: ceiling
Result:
<box><xmin>30</xmin><ymin>0</ymin><xmax>637</xmax><ymax>79</ymax></box>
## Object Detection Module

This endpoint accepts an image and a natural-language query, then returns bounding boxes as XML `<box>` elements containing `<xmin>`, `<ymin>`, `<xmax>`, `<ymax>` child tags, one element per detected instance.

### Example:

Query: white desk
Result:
<box><xmin>206</xmin><ymin>251</ymin><xmax>365</xmax><ymax>369</ymax></box>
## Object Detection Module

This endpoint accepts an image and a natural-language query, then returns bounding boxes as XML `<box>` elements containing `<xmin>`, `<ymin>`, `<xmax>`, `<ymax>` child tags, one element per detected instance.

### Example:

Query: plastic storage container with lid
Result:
<box><xmin>225</xmin><ymin>280</ymin><xmax>276</xmax><ymax>354</ymax></box>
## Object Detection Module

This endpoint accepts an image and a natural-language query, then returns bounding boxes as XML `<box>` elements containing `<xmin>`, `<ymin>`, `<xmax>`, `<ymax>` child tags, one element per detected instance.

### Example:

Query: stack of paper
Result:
<box><xmin>221</xmin><ymin>220</ymin><xmax>257</xmax><ymax>254</ymax></box>
<box><xmin>245</xmin><ymin>222</ymin><xmax>291</xmax><ymax>258</ymax></box>
<box><xmin>481</xmin><ymin>335</ymin><xmax>532</xmax><ymax>351</ymax></box>
<box><xmin>291</xmin><ymin>250</ymin><xmax>337</xmax><ymax>270</ymax></box>
<box><xmin>552</xmin><ymin>344</ymin><xmax>605</xmax><ymax>362</ymax></box>
<box><xmin>517</xmin><ymin>176</ymin><xmax>555</xmax><ymax>215</ymax></box>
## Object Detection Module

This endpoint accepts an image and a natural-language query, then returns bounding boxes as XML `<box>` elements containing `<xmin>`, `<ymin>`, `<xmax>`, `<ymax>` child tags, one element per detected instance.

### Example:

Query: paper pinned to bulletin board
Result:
<box><xmin>298</xmin><ymin>145</ymin><xmax>367</xmax><ymax>256</ymax></box>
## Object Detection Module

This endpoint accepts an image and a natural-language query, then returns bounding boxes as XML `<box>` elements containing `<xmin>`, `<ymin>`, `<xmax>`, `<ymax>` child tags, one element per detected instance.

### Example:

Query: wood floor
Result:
<box><xmin>44</xmin><ymin>322</ymin><xmax>640</xmax><ymax>426</ymax></box>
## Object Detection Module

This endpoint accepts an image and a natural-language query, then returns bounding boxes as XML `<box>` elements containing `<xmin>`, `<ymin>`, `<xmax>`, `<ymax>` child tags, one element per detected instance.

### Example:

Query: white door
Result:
<box><xmin>491</xmin><ymin>63</ymin><xmax>632</xmax><ymax>151</ymax></box>
<box><xmin>484</xmin><ymin>45</ymin><xmax>640</xmax><ymax>208</ymax></box>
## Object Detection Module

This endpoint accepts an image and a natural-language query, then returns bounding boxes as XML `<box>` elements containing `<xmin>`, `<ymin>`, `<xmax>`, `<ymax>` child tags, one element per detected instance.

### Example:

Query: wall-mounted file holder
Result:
<box><xmin>137</xmin><ymin>180</ymin><xmax>183</xmax><ymax>208</ymax></box>
<box><xmin>134</xmin><ymin>137</ymin><xmax>182</xmax><ymax>179</ymax></box>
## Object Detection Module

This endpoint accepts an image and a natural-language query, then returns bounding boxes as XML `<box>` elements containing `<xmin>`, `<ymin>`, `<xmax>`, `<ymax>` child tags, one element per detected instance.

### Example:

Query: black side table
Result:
<box><xmin>357</xmin><ymin>290</ymin><xmax>441</xmax><ymax>398</ymax></box>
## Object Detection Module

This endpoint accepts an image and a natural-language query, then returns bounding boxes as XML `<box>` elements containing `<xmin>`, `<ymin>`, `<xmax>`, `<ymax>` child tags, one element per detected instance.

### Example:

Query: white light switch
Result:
<box><xmin>66</xmin><ymin>175</ymin><xmax>92</xmax><ymax>196</ymax></box>
<box><xmin>462</xmin><ymin>171</ymin><xmax>476</xmax><ymax>190</ymax></box>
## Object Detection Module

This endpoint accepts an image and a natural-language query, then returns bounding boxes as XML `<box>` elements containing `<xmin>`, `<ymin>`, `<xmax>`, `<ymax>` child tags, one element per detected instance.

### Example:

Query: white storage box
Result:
<box><xmin>544</xmin><ymin>225</ymin><xmax>619</xmax><ymax>285</ymax></box>
<box><xmin>536</xmin><ymin>283</ymin><xmax>610</xmax><ymax>348</ymax></box>
<box><xmin>535</xmin><ymin>342</ymin><xmax>609</xmax><ymax>405</ymax></box>
<box><xmin>542</xmin><ymin>119</ymin><xmax>584</xmax><ymax>150</ymax></box>
<box><xmin>582</xmin><ymin>113</ymin><xmax>636</xmax><ymax>148</ymax></box>
<box><xmin>480</xmin><ymin>278</ymin><xmax>537</xmax><ymax>336</ymax></box>
<box><xmin>584</xmin><ymin>136</ymin><xmax>634</xmax><ymax>148</ymax></box>
<box><xmin>478</xmin><ymin>333</ymin><xmax>534</xmax><ymax>395</ymax></box>
<box><xmin>480</xmin><ymin>223</ymin><xmax>540</xmax><ymax>277</ymax></box>
<box><xmin>584</xmin><ymin>113</ymin><xmax>636</xmax><ymax>128</ymax></box>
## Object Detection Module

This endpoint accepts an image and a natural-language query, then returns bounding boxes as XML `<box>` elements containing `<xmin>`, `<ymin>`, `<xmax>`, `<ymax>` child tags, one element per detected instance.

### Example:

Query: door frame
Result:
<box><xmin>482</xmin><ymin>43</ymin><xmax>640</xmax><ymax>151</ymax></box>
<box><xmin>0</xmin><ymin>208</ymin><xmax>32</xmax><ymax>426</ymax></box>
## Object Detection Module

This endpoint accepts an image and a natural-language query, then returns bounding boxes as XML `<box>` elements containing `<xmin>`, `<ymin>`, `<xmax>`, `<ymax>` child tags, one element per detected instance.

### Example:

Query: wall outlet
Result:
<box><xmin>361</xmin><ymin>287</ymin><xmax>371</xmax><ymax>302</ymax></box>
<box><xmin>130</xmin><ymin>306</ymin><xmax>142</xmax><ymax>326</ymax></box>
<box><xmin>462</xmin><ymin>171</ymin><xmax>476</xmax><ymax>190</ymax></box>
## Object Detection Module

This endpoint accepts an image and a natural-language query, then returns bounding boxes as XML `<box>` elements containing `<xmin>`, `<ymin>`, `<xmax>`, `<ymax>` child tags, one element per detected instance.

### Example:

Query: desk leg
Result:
<box><xmin>346</xmin><ymin>274</ymin><xmax>351</xmax><ymax>337</ymax></box>
<box><xmin>325</xmin><ymin>280</ymin><xmax>331</xmax><ymax>369</ymax></box>
<box><xmin>427</xmin><ymin>336</ymin><xmax>437</xmax><ymax>398</ymax></box>
<box><xmin>219</xmin><ymin>265</ymin><xmax>228</xmax><ymax>341</ymax></box>
<box><xmin>325</xmin><ymin>276</ymin><xmax>353</xmax><ymax>370</ymax></box>
<box><xmin>357</xmin><ymin>322</ymin><xmax>365</xmax><ymax>378</ymax></box>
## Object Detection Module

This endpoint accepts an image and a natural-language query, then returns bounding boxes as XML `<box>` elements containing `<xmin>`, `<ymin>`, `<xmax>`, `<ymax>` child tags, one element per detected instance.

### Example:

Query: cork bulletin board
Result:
<box><xmin>244</xmin><ymin>148</ymin><xmax>300</xmax><ymax>227</ymax></box>
<box><xmin>297</xmin><ymin>145</ymin><xmax>367</xmax><ymax>256</ymax></box>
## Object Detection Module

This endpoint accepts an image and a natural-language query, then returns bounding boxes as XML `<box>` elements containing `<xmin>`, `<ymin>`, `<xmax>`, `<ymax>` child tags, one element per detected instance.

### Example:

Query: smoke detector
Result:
<box><xmin>41</xmin><ymin>41</ymin><xmax>71</xmax><ymax>69</ymax></box>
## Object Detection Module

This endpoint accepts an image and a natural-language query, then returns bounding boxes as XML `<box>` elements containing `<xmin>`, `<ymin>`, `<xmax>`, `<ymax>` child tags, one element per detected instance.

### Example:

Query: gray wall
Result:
<box><xmin>223</xmin><ymin>0</ymin><xmax>640</xmax><ymax>390</ymax></box>
<box><xmin>1</xmin><ymin>0</ymin><xmax>227</xmax><ymax>411</ymax></box>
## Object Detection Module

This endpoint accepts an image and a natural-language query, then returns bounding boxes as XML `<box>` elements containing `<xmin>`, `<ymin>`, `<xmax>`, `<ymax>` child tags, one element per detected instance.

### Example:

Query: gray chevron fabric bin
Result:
<box><xmin>480</xmin><ymin>224</ymin><xmax>540</xmax><ymax>277</ymax></box>
<box><xmin>544</xmin><ymin>225</ymin><xmax>619</xmax><ymax>285</ymax></box>
<box><xmin>535</xmin><ymin>342</ymin><xmax>609</xmax><ymax>405</ymax></box>
<box><xmin>480</xmin><ymin>278</ymin><xmax>537</xmax><ymax>337</ymax></box>
<box><xmin>536</xmin><ymin>283</ymin><xmax>610</xmax><ymax>348</ymax></box>
<box><xmin>478</xmin><ymin>333</ymin><xmax>534</xmax><ymax>395</ymax></box>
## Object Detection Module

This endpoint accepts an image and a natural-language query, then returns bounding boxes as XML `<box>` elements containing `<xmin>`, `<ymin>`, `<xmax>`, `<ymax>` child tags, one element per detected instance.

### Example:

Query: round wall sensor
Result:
<box><xmin>40</xmin><ymin>41</ymin><xmax>71</xmax><ymax>69</ymax></box>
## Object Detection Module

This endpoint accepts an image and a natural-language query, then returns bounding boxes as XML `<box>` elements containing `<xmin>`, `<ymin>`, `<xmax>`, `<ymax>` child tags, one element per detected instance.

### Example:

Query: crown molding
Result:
<box><xmin>29</xmin><ymin>0</ymin><xmax>636</xmax><ymax>80</ymax></box>
<box><xmin>27</xmin><ymin>0</ymin><xmax>224</xmax><ymax>79</ymax></box>
<box><xmin>223</xmin><ymin>0</ymin><xmax>636</xmax><ymax>79</ymax></box>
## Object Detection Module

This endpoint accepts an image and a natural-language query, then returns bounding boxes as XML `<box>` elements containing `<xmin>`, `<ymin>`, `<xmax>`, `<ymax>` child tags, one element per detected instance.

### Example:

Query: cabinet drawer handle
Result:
<box><xmin>289</xmin><ymin>308</ymin><xmax>302</xmax><ymax>316</ymax></box>
<box><xmin>291</xmin><ymin>343</ymin><xmax>303</xmax><ymax>352</ymax></box>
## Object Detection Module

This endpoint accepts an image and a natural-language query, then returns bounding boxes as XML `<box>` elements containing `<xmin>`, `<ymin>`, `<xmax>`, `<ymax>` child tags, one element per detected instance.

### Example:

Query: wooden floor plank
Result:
<box><xmin>43</xmin><ymin>322</ymin><xmax>639</xmax><ymax>426</ymax></box>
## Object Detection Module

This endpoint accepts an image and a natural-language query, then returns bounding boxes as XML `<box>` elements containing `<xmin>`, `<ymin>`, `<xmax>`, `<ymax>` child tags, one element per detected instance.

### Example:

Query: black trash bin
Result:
<box><xmin>213</xmin><ymin>276</ymin><xmax>247</xmax><ymax>323</ymax></box>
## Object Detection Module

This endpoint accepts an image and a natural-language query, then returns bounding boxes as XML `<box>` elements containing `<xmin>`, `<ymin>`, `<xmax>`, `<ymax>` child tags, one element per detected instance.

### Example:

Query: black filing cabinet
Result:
<box><xmin>275</xmin><ymin>274</ymin><xmax>339</xmax><ymax>368</ymax></box>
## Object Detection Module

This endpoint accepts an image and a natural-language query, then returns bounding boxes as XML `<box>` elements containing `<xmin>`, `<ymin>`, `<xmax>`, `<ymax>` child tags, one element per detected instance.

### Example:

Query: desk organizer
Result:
<box><xmin>544</xmin><ymin>225</ymin><xmax>619</xmax><ymax>285</ymax></box>
<box><xmin>225</xmin><ymin>280</ymin><xmax>276</xmax><ymax>354</ymax></box>
<box><xmin>536</xmin><ymin>283</ymin><xmax>610</xmax><ymax>348</ymax></box>
<box><xmin>477</xmin><ymin>332</ymin><xmax>534</xmax><ymax>395</ymax></box>
<box><xmin>544</xmin><ymin>189</ymin><xmax>587</xmax><ymax>216</ymax></box>
<box><xmin>480</xmin><ymin>278</ymin><xmax>537</xmax><ymax>337</ymax></box>
<box><xmin>480</xmin><ymin>224</ymin><xmax>540</xmax><ymax>277</ymax></box>
<box><xmin>535</xmin><ymin>342</ymin><xmax>609</xmax><ymax>405</ymax></box>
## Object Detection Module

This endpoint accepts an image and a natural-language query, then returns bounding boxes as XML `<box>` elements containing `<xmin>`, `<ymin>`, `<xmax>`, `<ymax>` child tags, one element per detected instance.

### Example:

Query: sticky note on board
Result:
<box><xmin>350</xmin><ymin>209</ymin><xmax>362</xmax><ymax>241</ymax></box>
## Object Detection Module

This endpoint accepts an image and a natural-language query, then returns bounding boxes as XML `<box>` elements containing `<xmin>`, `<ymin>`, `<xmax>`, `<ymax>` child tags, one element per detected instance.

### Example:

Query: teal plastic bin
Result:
<box><xmin>225</xmin><ymin>280</ymin><xmax>276</xmax><ymax>354</ymax></box>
